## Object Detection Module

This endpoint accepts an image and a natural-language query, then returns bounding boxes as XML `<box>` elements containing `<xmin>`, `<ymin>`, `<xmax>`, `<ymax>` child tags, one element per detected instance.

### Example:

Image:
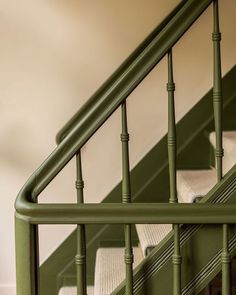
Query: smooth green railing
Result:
<box><xmin>15</xmin><ymin>0</ymin><xmax>232</xmax><ymax>294</ymax></box>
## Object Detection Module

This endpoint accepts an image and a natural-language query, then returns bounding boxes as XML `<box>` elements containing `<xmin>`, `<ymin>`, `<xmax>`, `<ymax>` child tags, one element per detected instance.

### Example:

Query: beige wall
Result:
<box><xmin>0</xmin><ymin>0</ymin><xmax>235</xmax><ymax>293</ymax></box>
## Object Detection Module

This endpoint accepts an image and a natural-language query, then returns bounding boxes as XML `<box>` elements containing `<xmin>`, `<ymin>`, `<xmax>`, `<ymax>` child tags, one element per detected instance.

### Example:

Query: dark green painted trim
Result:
<box><xmin>39</xmin><ymin>66</ymin><xmax>236</xmax><ymax>293</ymax></box>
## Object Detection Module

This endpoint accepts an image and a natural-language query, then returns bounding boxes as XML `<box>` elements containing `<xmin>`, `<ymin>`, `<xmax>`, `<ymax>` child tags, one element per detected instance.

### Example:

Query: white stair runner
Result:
<box><xmin>94</xmin><ymin>247</ymin><xmax>143</xmax><ymax>295</ymax></box>
<box><xmin>136</xmin><ymin>223</ymin><xmax>172</xmax><ymax>255</ymax></box>
<box><xmin>136</xmin><ymin>169</ymin><xmax>217</xmax><ymax>256</ymax></box>
<box><xmin>59</xmin><ymin>286</ymin><xmax>94</xmax><ymax>295</ymax></box>
<box><xmin>60</xmin><ymin>131</ymin><xmax>236</xmax><ymax>294</ymax></box>
<box><xmin>177</xmin><ymin>169</ymin><xmax>217</xmax><ymax>203</ymax></box>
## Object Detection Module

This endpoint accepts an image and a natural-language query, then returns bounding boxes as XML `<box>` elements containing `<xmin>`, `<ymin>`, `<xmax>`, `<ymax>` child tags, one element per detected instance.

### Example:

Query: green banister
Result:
<box><xmin>15</xmin><ymin>1</ymin><xmax>232</xmax><ymax>293</ymax></box>
<box><xmin>121</xmin><ymin>102</ymin><xmax>133</xmax><ymax>295</ymax></box>
<box><xmin>75</xmin><ymin>152</ymin><xmax>87</xmax><ymax>295</ymax></box>
<box><xmin>15</xmin><ymin>202</ymin><xmax>236</xmax><ymax>225</ymax></box>
<box><xmin>55</xmin><ymin>0</ymin><xmax>188</xmax><ymax>144</ymax></box>
<box><xmin>15</xmin><ymin>0</ymin><xmax>214</xmax><ymax>208</ymax></box>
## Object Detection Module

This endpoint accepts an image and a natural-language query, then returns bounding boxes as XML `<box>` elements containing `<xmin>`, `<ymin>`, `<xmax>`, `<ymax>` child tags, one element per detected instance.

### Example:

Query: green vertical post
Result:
<box><xmin>212</xmin><ymin>1</ymin><xmax>229</xmax><ymax>292</ymax></box>
<box><xmin>167</xmin><ymin>49</ymin><xmax>181</xmax><ymax>295</ymax></box>
<box><xmin>167</xmin><ymin>49</ymin><xmax>177</xmax><ymax>205</ymax></box>
<box><xmin>15</xmin><ymin>215</ymin><xmax>39</xmax><ymax>295</ymax></box>
<box><xmin>173</xmin><ymin>224</ymin><xmax>182</xmax><ymax>295</ymax></box>
<box><xmin>212</xmin><ymin>0</ymin><xmax>224</xmax><ymax>182</ymax></box>
<box><xmin>222</xmin><ymin>224</ymin><xmax>231</xmax><ymax>295</ymax></box>
<box><xmin>121</xmin><ymin>102</ymin><xmax>133</xmax><ymax>295</ymax></box>
<box><xmin>75</xmin><ymin>151</ymin><xmax>87</xmax><ymax>295</ymax></box>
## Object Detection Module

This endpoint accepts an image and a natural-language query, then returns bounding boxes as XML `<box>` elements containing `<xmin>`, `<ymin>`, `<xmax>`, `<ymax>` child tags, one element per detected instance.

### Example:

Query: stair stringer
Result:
<box><xmin>114</xmin><ymin>164</ymin><xmax>236</xmax><ymax>295</ymax></box>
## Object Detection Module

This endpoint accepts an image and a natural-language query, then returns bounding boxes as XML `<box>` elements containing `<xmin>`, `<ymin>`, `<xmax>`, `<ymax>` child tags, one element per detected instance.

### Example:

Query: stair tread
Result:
<box><xmin>136</xmin><ymin>223</ymin><xmax>172</xmax><ymax>256</ymax></box>
<box><xmin>177</xmin><ymin>169</ymin><xmax>216</xmax><ymax>203</ymax></box>
<box><xmin>59</xmin><ymin>286</ymin><xmax>94</xmax><ymax>295</ymax></box>
<box><xmin>136</xmin><ymin>169</ymin><xmax>216</xmax><ymax>255</ymax></box>
<box><xmin>210</xmin><ymin>131</ymin><xmax>236</xmax><ymax>173</ymax></box>
<box><xmin>210</xmin><ymin>131</ymin><xmax>236</xmax><ymax>145</ymax></box>
<box><xmin>94</xmin><ymin>247</ymin><xmax>143</xmax><ymax>295</ymax></box>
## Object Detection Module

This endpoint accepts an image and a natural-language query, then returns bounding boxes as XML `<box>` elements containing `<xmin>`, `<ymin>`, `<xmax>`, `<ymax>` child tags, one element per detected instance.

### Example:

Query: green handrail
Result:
<box><xmin>15</xmin><ymin>0</ymin><xmax>213</xmax><ymax>211</ymax></box>
<box><xmin>15</xmin><ymin>201</ymin><xmax>236</xmax><ymax>225</ymax></box>
<box><xmin>15</xmin><ymin>1</ymin><xmax>230</xmax><ymax>294</ymax></box>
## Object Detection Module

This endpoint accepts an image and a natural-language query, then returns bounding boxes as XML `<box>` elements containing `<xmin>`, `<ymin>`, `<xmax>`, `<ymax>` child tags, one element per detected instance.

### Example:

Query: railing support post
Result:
<box><xmin>212</xmin><ymin>0</ymin><xmax>224</xmax><ymax>182</ymax></box>
<box><xmin>15</xmin><ymin>215</ymin><xmax>39</xmax><ymax>295</ymax></box>
<box><xmin>121</xmin><ymin>101</ymin><xmax>133</xmax><ymax>295</ymax></box>
<box><xmin>167</xmin><ymin>49</ymin><xmax>177</xmax><ymax>205</ymax></box>
<box><xmin>222</xmin><ymin>224</ymin><xmax>231</xmax><ymax>295</ymax></box>
<box><xmin>173</xmin><ymin>224</ymin><xmax>182</xmax><ymax>295</ymax></box>
<box><xmin>75</xmin><ymin>151</ymin><xmax>87</xmax><ymax>295</ymax></box>
<box><xmin>167</xmin><ymin>49</ymin><xmax>182</xmax><ymax>295</ymax></box>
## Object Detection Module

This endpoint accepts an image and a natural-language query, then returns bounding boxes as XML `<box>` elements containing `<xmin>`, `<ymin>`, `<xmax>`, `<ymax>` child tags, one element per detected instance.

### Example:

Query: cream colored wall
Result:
<box><xmin>0</xmin><ymin>0</ymin><xmax>235</xmax><ymax>293</ymax></box>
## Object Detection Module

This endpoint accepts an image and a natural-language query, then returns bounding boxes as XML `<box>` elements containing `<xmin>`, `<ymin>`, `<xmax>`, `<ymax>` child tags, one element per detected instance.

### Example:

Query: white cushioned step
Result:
<box><xmin>136</xmin><ymin>169</ymin><xmax>216</xmax><ymax>255</ymax></box>
<box><xmin>94</xmin><ymin>247</ymin><xmax>143</xmax><ymax>295</ymax></box>
<box><xmin>210</xmin><ymin>131</ymin><xmax>236</xmax><ymax>174</ymax></box>
<box><xmin>177</xmin><ymin>169</ymin><xmax>216</xmax><ymax>203</ymax></box>
<box><xmin>136</xmin><ymin>224</ymin><xmax>172</xmax><ymax>256</ymax></box>
<box><xmin>59</xmin><ymin>286</ymin><xmax>94</xmax><ymax>295</ymax></box>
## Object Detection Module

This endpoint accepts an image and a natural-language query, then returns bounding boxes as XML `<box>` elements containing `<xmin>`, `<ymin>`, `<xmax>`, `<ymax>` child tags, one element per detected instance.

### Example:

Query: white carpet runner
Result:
<box><xmin>59</xmin><ymin>132</ymin><xmax>236</xmax><ymax>294</ymax></box>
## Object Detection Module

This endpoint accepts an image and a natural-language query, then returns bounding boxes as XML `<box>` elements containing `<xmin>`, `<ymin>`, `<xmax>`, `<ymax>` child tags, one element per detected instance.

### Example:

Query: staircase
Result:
<box><xmin>58</xmin><ymin>132</ymin><xmax>236</xmax><ymax>295</ymax></box>
<box><xmin>15</xmin><ymin>1</ymin><xmax>236</xmax><ymax>295</ymax></box>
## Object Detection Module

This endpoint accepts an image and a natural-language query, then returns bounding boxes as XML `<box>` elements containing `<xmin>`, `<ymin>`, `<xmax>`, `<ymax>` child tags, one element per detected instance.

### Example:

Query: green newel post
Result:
<box><xmin>15</xmin><ymin>216</ymin><xmax>39</xmax><ymax>295</ymax></box>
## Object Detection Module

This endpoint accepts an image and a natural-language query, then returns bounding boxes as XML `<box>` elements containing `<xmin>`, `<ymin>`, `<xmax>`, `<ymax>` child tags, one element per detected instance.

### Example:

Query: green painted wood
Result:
<box><xmin>15</xmin><ymin>216</ymin><xmax>39</xmax><ymax>295</ymax></box>
<box><xmin>121</xmin><ymin>102</ymin><xmax>134</xmax><ymax>295</ymax></box>
<box><xmin>212</xmin><ymin>0</ymin><xmax>224</xmax><ymax>182</ymax></box>
<box><xmin>166</xmin><ymin>49</ymin><xmax>182</xmax><ymax>294</ymax></box>
<box><xmin>14</xmin><ymin>202</ymin><xmax>236</xmax><ymax>225</ymax></box>
<box><xmin>39</xmin><ymin>66</ymin><xmax>236</xmax><ymax>294</ymax></box>
<box><xmin>167</xmin><ymin>49</ymin><xmax>177</xmax><ymax>204</ymax></box>
<box><xmin>114</xmin><ymin>165</ymin><xmax>236</xmax><ymax>295</ymax></box>
<box><xmin>173</xmin><ymin>224</ymin><xmax>181</xmax><ymax>295</ymax></box>
<box><xmin>222</xmin><ymin>224</ymin><xmax>231</xmax><ymax>295</ymax></box>
<box><xmin>75</xmin><ymin>152</ymin><xmax>86</xmax><ymax>295</ymax></box>
<box><xmin>15</xmin><ymin>0</ymin><xmax>214</xmax><ymax>208</ymax></box>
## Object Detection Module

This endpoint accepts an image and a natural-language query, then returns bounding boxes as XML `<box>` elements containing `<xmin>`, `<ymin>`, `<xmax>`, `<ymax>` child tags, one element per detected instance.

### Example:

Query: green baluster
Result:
<box><xmin>212</xmin><ymin>1</ymin><xmax>230</xmax><ymax>292</ymax></box>
<box><xmin>167</xmin><ymin>49</ymin><xmax>181</xmax><ymax>295</ymax></box>
<box><xmin>212</xmin><ymin>0</ymin><xmax>224</xmax><ymax>182</ymax></box>
<box><xmin>121</xmin><ymin>102</ymin><xmax>133</xmax><ymax>295</ymax></box>
<box><xmin>222</xmin><ymin>224</ymin><xmax>231</xmax><ymax>295</ymax></box>
<box><xmin>167</xmin><ymin>49</ymin><xmax>177</xmax><ymax>205</ymax></box>
<box><xmin>75</xmin><ymin>151</ymin><xmax>87</xmax><ymax>295</ymax></box>
<box><xmin>173</xmin><ymin>224</ymin><xmax>182</xmax><ymax>295</ymax></box>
